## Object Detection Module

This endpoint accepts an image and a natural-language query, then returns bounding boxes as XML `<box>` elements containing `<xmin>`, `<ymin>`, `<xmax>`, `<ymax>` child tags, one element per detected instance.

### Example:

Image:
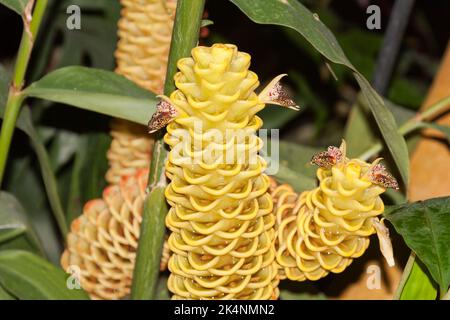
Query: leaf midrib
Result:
<box><xmin>422</xmin><ymin>202</ymin><xmax>444</xmax><ymax>289</ymax></box>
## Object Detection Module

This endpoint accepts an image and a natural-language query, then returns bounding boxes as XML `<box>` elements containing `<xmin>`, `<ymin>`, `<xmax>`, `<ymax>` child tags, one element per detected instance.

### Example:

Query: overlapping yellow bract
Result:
<box><xmin>108</xmin><ymin>0</ymin><xmax>177</xmax><ymax>183</ymax></box>
<box><xmin>164</xmin><ymin>44</ymin><xmax>279</xmax><ymax>300</ymax></box>
<box><xmin>272</xmin><ymin>158</ymin><xmax>386</xmax><ymax>281</ymax></box>
<box><xmin>115</xmin><ymin>0</ymin><xmax>176</xmax><ymax>93</ymax></box>
<box><xmin>106</xmin><ymin>119</ymin><xmax>154</xmax><ymax>184</ymax></box>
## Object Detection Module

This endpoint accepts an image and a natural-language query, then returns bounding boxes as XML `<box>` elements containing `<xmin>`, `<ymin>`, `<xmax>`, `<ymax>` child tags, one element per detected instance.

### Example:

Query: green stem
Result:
<box><xmin>419</xmin><ymin>96</ymin><xmax>450</xmax><ymax>121</ymax></box>
<box><xmin>0</xmin><ymin>93</ymin><xmax>24</xmax><ymax>183</ymax></box>
<box><xmin>13</xmin><ymin>0</ymin><xmax>48</xmax><ymax>88</ymax></box>
<box><xmin>357</xmin><ymin>95</ymin><xmax>450</xmax><ymax>160</ymax></box>
<box><xmin>0</xmin><ymin>0</ymin><xmax>48</xmax><ymax>185</ymax></box>
<box><xmin>131</xmin><ymin>0</ymin><xmax>205</xmax><ymax>300</ymax></box>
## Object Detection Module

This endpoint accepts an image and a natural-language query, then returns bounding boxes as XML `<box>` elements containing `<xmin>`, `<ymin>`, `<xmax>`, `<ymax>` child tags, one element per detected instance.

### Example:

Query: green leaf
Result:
<box><xmin>5</xmin><ymin>156</ymin><xmax>62</xmax><ymax>264</ymax></box>
<box><xmin>396</xmin><ymin>254</ymin><xmax>437</xmax><ymax>300</ymax></box>
<box><xmin>0</xmin><ymin>250</ymin><xmax>89</xmax><ymax>299</ymax></box>
<box><xmin>263</xmin><ymin>141</ymin><xmax>320</xmax><ymax>192</ymax></box>
<box><xmin>345</xmin><ymin>98</ymin><xmax>416</xmax><ymax>160</ymax></box>
<box><xmin>230</xmin><ymin>0</ymin><xmax>410</xmax><ymax>186</ymax></box>
<box><xmin>155</xmin><ymin>274</ymin><xmax>170</xmax><ymax>300</ymax></box>
<box><xmin>344</xmin><ymin>102</ymin><xmax>378</xmax><ymax>158</ymax></box>
<box><xmin>66</xmin><ymin>132</ymin><xmax>110</xmax><ymax>223</ymax></box>
<box><xmin>260</xmin><ymin>105</ymin><xmax>299</xmax><ymax>129</ymax></box>
<box><xmin>0</xmin><ymin>192</ymin><xmax>44</xmax><ymax>254</ymax></box>
<box><xmin>0</xmin><ymin>0</ymin><xmax>29</xmax><ymax>16</ymax></box>
<box><xmin>384</xmin><ymin>197</ymin><xmax>450</xmax><ymax>295</ymax></box>
<box><xmin>0</xmin><ymin>284</ymin><xmax>15</xmax><ymax>299</ymax></box>
<box><xmin>355</xmin><ymin>75</ymin><xmax>409</xmax><ymax>185</ymax></box>
<box><xmin>201</xmin><ymin>19</ymin><xmax>214</xmax><ymax>27</ymax></box>
<box><xmin>24</xmin><ymin>66</ymin><xmax>157</xmax><ymax>125</ymax></box>
<box><xmin>273</xmin><ymin>164</ymin><xmax>316</xmax><ymax>193</ymax></box>
<box><xmin>0</xmin><ymin>107</ymin><xmax>69</xmax><ymax>238</ymax></box>
<box><xmin>27</xmin><ymin>114</ymin><xmax>69</xmax><ymax>237</ymax></box>
<box><xmin>1</xmin><ymin>65</ymin><xmax>68</xmax><ymax>237</ymax></box>
<box><xmin>48</xmin><ymin>130</ymin><xmax>80</xmax><ymax>172</ymax></box>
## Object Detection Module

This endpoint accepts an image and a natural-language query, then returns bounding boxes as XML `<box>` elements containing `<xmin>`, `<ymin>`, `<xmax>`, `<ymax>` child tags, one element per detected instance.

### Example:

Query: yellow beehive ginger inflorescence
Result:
<box><xmin>107</xmin><ymin>0</ymin><xmax>177</xmax><ymax>184</ymax></box>
<box><xmin>61</xmin><ymin>169</ymin><xmax>148</xmax><ymax>300</ymax></box>
<box><xmin>162</xmin><ymin>44</ymin><xmax>290</xmax><ymax>300</ymax></box>
<box><xmin>106</xmin><ymin>119</ymin><xmax>154</xmax><ymax>184</ymax></box>
<box><xmin>115</xmin><ymin>0</ymin><xmax>176</xmax><ymax>93</ymax></box>
<box><xmin>272</xmin><ymin>142</ymin><xmax>397</xmax><ymax>282</ymax></box>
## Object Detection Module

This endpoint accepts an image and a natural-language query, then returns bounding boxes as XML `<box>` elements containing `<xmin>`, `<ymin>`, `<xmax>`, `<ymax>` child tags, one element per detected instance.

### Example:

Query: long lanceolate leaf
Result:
<box><xmin>1</xmin><ymin>66</ymin><xmax>68</xmax><ymax>238</ymax></box>
<box><xmin>0</xmin><ymin>192</ymin><xmax>44</xmax><ymax>254</ymax></box>
<box><xmin>24</xmin><ymin>66</ymin><xmax>158</xmax><ymax>125</ymax></box>
<box><xmin>230</xmin><ymin>0</ymin><xmax>410</xmax><ymax>186</ymax></box>
<box><xmin>0</xmin><ymin>0</ymin><xmax>30</xmax><ymax>16</ymax></box>
<box><xmin>0</xmin><ymin>250</ymin><xmax>89</xmax><ymax>299</ymax></box>
<box><xmin>355</xmin><ymin>74</ymin><xmax>409</xmax><ymax>185</ymax></box>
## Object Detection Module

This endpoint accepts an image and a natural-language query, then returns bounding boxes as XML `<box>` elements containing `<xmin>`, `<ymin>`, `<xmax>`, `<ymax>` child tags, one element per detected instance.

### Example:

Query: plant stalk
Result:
<box><xmin>372</xmin><ymin>0</ymin><xmax>415</xmax><ymax>95</ymax></box>
<box><xmin>357</xmin><ymin>95</ymin><xmax>450</xmax><ymax>160</ymax></box>
<box><xmin>131</xmin><ymin>0</ymin><xmax>206</xmax><ymax>300</ymax></box>
<box><xmin>0</xmin><ymin>0</ymin><xmax>48</xmax><ymax>185</ymax></box>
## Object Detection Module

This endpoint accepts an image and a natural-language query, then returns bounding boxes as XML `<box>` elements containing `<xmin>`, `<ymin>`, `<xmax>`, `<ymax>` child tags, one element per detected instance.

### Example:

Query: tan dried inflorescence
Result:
<box><xmin>61</xmin><ymin>170</ymin><xmax>148</xmax><ymax>299</ymax></box>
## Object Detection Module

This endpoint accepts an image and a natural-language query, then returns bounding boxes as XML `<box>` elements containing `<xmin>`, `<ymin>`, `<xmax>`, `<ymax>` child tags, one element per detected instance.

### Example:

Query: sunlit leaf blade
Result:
<box><xmin>0</xmin><ymin>0</ymin><xmax>29</xmax><ymax>16</ymax></box>
<box><xmin>230</xmin><ymin>0</ymin><xmax>410</xmax><ymax>186</ymax></box>
<box><xmin>24</xmin><ymin>66</ymin><xmax>157</xmax><ymax>125</ymax></box>
<box><xmin>0</xmin><ymin>192</ymin><xmax>44</xmax><ymax>254</ymax></box>
<box><xmin>0</xmin><ymin>250</ymin><xmax>89</xmax><ymax>299</ymax></box>
<box><xmin>384</xmin><ymin>197</ymin><xmax>450</xmax><ymax>295</ymax></box>
<box><xmin>397</xmin><ymin>254</ymin><xmax>437</xmax><ymax>300</ymax></box>
<box><xmin>0</xmin><ymin>284</ymin><xmax>15</xmax><ymax>300</ymax></box>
